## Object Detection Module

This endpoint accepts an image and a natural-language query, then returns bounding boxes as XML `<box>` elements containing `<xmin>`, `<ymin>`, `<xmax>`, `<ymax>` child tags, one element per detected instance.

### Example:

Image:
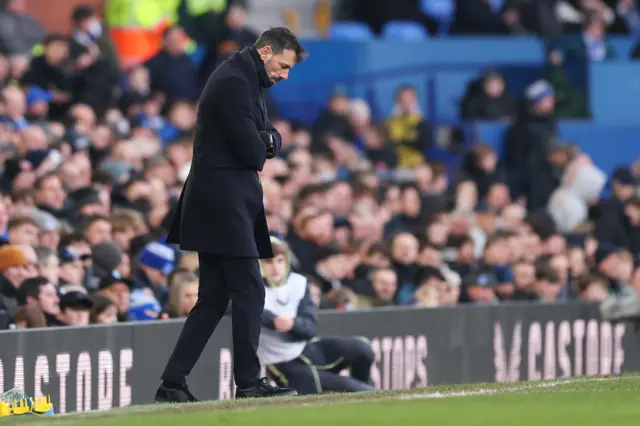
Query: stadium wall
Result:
<box><xmin>0</xmin><ymin>302</ymin><xmax>637</xmax><ymax>413</ymax></box>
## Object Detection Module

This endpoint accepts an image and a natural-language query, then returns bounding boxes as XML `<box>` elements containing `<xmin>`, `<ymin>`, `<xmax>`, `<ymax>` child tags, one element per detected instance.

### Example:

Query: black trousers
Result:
<box><xmin>161</xmin><ymin>253</ymin><xmax>265</xmax><ymax>389</ymax></box>
<box><xmin>267</xmin><ymin>336</ymin><xmax>376</xmax><ymax>395</ymax></box>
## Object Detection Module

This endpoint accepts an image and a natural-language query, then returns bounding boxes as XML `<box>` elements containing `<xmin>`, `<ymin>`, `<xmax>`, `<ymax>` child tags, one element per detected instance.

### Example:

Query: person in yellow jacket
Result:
<box><xmin>385</xmin><ymin>85</ymin><xmax>432</xmax><ymax>169</ymax></box>
<box><xmin>105</xmin><ymin>0</ymin><xmax>192</xmax><ymax>70</ymax></box>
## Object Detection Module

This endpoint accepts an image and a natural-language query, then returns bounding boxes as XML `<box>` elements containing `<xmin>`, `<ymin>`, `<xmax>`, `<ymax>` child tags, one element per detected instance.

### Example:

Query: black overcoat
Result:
<box><xmin>166</xmin><ymin>47</ymin><xmax>282</xmax><ymax>258</ymax></box>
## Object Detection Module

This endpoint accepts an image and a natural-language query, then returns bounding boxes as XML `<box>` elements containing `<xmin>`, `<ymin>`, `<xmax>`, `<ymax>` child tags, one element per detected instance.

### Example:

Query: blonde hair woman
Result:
<box><xmin>167</xmin><ymin>270</ymin><xmax>199</xmax><ymax>318</ymax></box>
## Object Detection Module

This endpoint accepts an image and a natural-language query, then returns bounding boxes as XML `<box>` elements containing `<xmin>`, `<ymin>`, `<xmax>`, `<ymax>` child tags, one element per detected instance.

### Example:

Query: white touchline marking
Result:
<box><xmin>397</xmin><ymin>376</ymin><xmax>633</xmax><ymax>400</ymax></box>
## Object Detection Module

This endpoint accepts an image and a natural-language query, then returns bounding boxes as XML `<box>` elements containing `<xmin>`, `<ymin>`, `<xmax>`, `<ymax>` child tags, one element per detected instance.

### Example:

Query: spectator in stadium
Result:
<box><xmin>145</xmin><ymin>26</ymin><xmax>200</xmax><ymax>106</ymax></box>
<box><xmin>594</xmin><ymin>193</ymin><xmax>640</xmax><ymax>258</ymax></box>
<box><xmin>56</xmin><ymin>288</ymin><xmax>93</xmax><ymax>326</ymax></box>
<box><xmin>166</xmin><ymin>269</ymin><xmax>199</xmax><ymax>318</ymax></box>
<box><xmin>312</xmin><ymin>84</ymin><xmax>353</xmax><ymax>145</ymax></box>
<box><xmin>532</xmin><ymin>263</ymin><xmax>564</xmax><ymax>302</ymax></box>
<box><xmin>461</xmin><ymin>270</ymin><xmax>499</xmax><ymax>304</ymax></box>
<box><xmin>503</xmin><ymin>80</ymin><xmax>559</xmax><ymax>207</ymax></box>
<box><xmin>70</xmin><ymin>4</ymin><xmax>120</xmax><ymax>71</ymax></box>
<box><xmin>17</xmin><ymin>276</ymin><xmax>60</xmax><ymax>326</ymax></box>
<box><xmin>542</xmin><ymin>50</ymin><xmax>591</xmax><ymax>118</ymax></box>
<box><xmin>11</xmin><ymin>304</ymin><xmax>46</xmax><ymax>328</ymax></box>
<box><xmin>7</xmin><ymin>216</ymin><xmax>39</xmax><ymax>246</ymax></box>
<box><xmin>89</xmin><ymin>240</ymin><xmax>125</xmax><ymax>288</ymax></box>
<box><xmin>385</xmin><ymin>85</ymin><xmax>431</xmax><ymax>169</ymax></box>
<box><xmin>594</xmin><ymin>243</ymin><xmax>636</xmax><ymax>296</ymax></box>
<box><xmin>58</xmin><ymin>247</ymin><xmax>86</xmax><ymax>287</ymax></box>
<box><xmin>200</xmin><ymin>4</ymin><xmax>258</xmax><ymax>86</ymax></box>
<box><xmin>89</xmin><ymin>293</ymin><xmax>118</xmax><ymax>324</ymax></box>
<box><xmin>132</xmin><ymin>241</ymin><xmax>175</xmax><ymax>306</ymax></box>
<box><xmin>552</xmin><ymin>11</ymin><xmax>617</xmax><ymax>61</ymax></box>
<box><xmin>453</xmin><ymin>0</ymin><xmax>523</xmax><ymax>34</ymax></box>
<box><xmin>555</xmin><ymin>0</ymin><xmax>615</xmax><ymax>31</ymax></box>
<box><xmin>460</xmin><ymin>70</ymin><xmax>517</xmax><ymax>120</ymax></box>
<box><xmin>0</xmin><ymin>244</ymin><xmax>31</xmax><ymax>319</ymax></box>
<box><xmin>355</xmin><ymin>267</ymin><xmax>397</xmax><ymax>308</ymax></box>
<box><xmin>0</xmin><ymin>0</ymin><xmax>46</xmax><ymax>56</ymax></box>
<box><xmin>97</xmin><ymin>271</ymin><xmax>132</xmax><ymax>322</ymax></box>
<box><xmin>20</xmin><ymin>34</ymin><xmax>73</xmax><ymax>119</ymax></box>
<box><xmin>82</xmin><ymin>215</ymin><xmax>112</xmax><ymax>246</ymax></box>
<box><xmin>34</xmin><ymin>246</ymin><xmax>59</xmax><ymax>284</ymax></box>
<box><xmin>258</xmin><ymin>236</ymin><xmax>374</xmax><ymax>395</ymax></box>
<box><xmin>389</xmin><ymin>231</ymin><xmax>423</xmax><ymax>305</ymax></box>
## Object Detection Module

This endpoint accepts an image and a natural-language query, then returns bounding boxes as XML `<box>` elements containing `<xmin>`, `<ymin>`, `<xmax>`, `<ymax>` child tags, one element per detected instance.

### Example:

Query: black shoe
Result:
<box><xmin>155</xmin><ymin>383</ymin><xmax>199</xmax><ymax>403</ymax></box>
<box><xmin>235</xmin><ymin>377</ymin><xmax>298</xmax><ymax>399</ymax></box>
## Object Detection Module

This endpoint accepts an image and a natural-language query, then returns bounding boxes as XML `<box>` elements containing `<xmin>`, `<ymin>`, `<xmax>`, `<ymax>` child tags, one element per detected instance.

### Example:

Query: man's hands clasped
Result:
<box><xmin>259</xmin><ymin>131</ymin><xmax>276</xmax><ymax>159</ymax></box>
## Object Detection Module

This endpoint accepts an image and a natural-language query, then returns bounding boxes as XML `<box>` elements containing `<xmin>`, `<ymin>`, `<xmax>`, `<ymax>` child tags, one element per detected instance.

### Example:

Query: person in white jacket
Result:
<box><xmin>258</xmin><ymin>235</ymin><xmax>375</xmax><ymax>395</ymax></box>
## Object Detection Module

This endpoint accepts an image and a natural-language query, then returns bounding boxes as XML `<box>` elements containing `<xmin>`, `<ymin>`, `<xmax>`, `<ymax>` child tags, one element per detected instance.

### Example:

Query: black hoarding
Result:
<box><xmin>0</xmin><ymin>302</ymin><xmax>638</xmax><ymax>413</ymax></box>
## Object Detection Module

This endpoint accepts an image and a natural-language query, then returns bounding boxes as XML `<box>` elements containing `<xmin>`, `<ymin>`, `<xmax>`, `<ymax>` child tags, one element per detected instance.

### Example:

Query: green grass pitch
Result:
<box><xmin>6</xmin><ymin>375</ymin><xmax>640</xmax><ymax>425</ymax></box>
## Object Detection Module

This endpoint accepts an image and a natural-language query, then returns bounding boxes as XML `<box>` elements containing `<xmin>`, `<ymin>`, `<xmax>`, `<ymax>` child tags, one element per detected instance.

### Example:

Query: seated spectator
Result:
<box><xmin>460</xmin><ymin>70</ymin><xmax>517</xmax><ymax>120</ymax></box>
<box><xmin>98</xmin><ymin>271</ymin><xmax>132</xmax><ymax>322</ymax></box>
<box><xmin>309</xmin><ymin>244</ymin><xmax>348</xmax><ymax>294</ymax></box>
<box><xmin>166</xmin><ymin>269</ymin><xmax>199</xmax><ymax>318</ymax></box>
<box><xmin>385</xmin><ymin>85</ymin><xmax>431</xmax><ymax>169</ymax></box>
<box><xmin>312</xmin><ymin>84</ymin><xmax>352</xmax><ymax>145</ymax></box>
<box><xmin>389</xmin><ymin>231</ymin><xmax>423</xmax><ymax>305</ymax></box>
<box><xmin>56</xmin><ymin>288</ymin><xmax>93</xmax><ymax>326</ymax></box>
<box><xmin>577</xmin><ymin>274</ymin><xmax>610</xmax><ymax>301</ymax></box>
<box><xmin>461</xmin><ymin>270</ymin><xmax>499</xmax><ymax>305</ymax></box>
<box><xmin>89</xmin><ymin>293</ymin><xmax>118</xmax><ymax>324</ymax></box>
<box><xmin>58</xmin><ymin>247</ymin><xmax>85</xmax><ymax>287</ymax></box>
<box><xmin>511</xmin><ymin>260</ymin><xmax>537</xmax><ymax>301</ymax></box>
<box><xmin>17</xmin><ymin>276</ymin><xmax>60</xmax><ymax>326</ymax></box>
<box><xmin>145</xmin><ymin>26</ymin><xmax>200</xmax><ymax>106</ymax></box>
<box><xmin>413</xmin><ymin>266</ymin><xmax>450</xmax><ymax>308</ymax></box>
<box><xmin>70</xmin><ymin>5</ymin><xmax>120</xmax><ymax>71</ymax></box>
<box><xmin>90</xmin><ymin>240</ymin><xmax>125</xmax><ymax>289</ymax></box>
<box><xmin>7</xmin><ymin>216</ymin><xmax>39</xmax><ymax>246</ymax></box>
<box><xmin>532</xmin><ymin>263</ymin><xmax>563</xmax><ymax>302</ymax></box>
<box><xmin>355</xmin><ymin>267</ymin><xmax>397</xmax><ymax>309</ymax></box>
<box><xmin>1</xmin><ymin>86</ymin><xmax>29</xmax><ymax>131</ymax></box>
<box><xmin>132</xmin><ymin>241</ymin><xmax>176</xmax><ymax>306</ymax></box>
<box><xmin>0</xmin><ymin>244</ymin><xmax>31</xmax><ymax>319</ymax></box>
<box><xmin>34</xmin><ymin>246</ymin><xmax>59</xmax><ymax>284</ymax></box>
<box><xmin>11</xmin><ymin>304</ymin><xmax>46</xmax><ymax>329</ymax></box>
<box><xmin>128</xmin><ymin>289</ymin><xmax>162</xmax><ymax>321</ymax></box>
<box><xmin>82</xmin><ymin>214</ymin><xmax>112</xmax><ymax>246</ymax></box>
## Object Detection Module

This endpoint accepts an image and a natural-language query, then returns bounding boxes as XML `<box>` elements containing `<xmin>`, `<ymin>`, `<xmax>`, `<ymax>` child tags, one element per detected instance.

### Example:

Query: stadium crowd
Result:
<box><xmin>0</xmin><ymin>0</ymin><xmax>639</xmax><ymax>331</ymax></box>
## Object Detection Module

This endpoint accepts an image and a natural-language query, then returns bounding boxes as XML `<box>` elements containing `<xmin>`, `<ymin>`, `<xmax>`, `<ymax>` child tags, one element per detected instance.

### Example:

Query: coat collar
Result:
<box><xmin>237</xmin><ymin>46</ymin><xmax>272</xmax><ymax>89</ymax></box>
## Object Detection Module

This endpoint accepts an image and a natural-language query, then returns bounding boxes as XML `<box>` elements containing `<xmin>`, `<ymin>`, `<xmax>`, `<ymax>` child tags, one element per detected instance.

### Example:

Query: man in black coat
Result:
<box><xmin>156</xmin><ymin>27</ymin><xmax>306</xmax><ymax>403</ymax></box>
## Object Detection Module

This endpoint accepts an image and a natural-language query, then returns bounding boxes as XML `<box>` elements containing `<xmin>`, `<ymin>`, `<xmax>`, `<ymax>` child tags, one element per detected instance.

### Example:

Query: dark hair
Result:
<box><xmin>8</xmin><ymin>216</ymin><xmax>40</xmax><ymax>231</ymax></box>
<box><xmin>17</xmin><ymin>277</ymin><xmax>50</xmax><ymax>305</ymax></box>
<box><xmin>254</xmin><ymin>27</ymin><xmax>307</xmax><ymax>64</ymax></box>
<box><xmin>89</xmin><ymin>294</ymin><xmax>115</xmax><ymax>324</ymax></box>
<box><xmin>72</xmin><ymin>5</ymin><xmax>94</xmax><ymax>24</ymax></box>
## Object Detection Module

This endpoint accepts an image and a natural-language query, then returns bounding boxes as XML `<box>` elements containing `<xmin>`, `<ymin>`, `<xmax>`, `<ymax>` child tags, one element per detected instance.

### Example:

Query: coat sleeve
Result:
<box><xmin>267</xmin><ymin>123</ymin><xmax>283</xmax><ymax>156</ymax></box>
<box><xmin>288</xmin><ymin>284</ymin><xmax>317</xmax><ymax>341</ymax></box>
<box><xmin>212</xmin><ymin>75</ymin><xmax>267</xmax><ymax>170</ymax></box>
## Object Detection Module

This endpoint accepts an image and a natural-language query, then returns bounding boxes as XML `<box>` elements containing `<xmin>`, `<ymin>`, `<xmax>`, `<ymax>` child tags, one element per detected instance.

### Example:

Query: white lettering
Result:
<box><xmin>219</xmin><ymin>349</ymin><xmax>233</xmax><ymax>400</ymax></box>
<box><xmin>34</xmin><ymin>355</ymin><xmax>49</xmax><ymax>399</ymax></box>
<box><xmin>573</xmin><ymin>320</ymin><xmax>585</xmax><ymax>376</ymax></box>
<box><xmin>13</xmin><ymin>357</ymin><xmax>24</xmax><ymax>391</ymax></box>
<box><xmin>544</xmin><ymin>322</ymin><xmax>556</xmax><ymax>380</ymax></box>
<box><xmin>76</xmin><ymin>352</ymin><xmax>92</xmax><ymax>412</ymax></box>
<box><xmin>404</xmin><ymin>336</ymin><xmax>415</xmax><ymax>388</ymax></box>
<box><xmin>528</xmin><ymin>322</ymin><xmax>542</xmax><ymax>381</ymax></box>
<box><xmin>586</xmin><ymin>320</ymin><xmax>599</xmax><ymax>376</ymax></box>
<box><xmin>613</xmin><ymin>324</ymin><xmax>625</xmax><ymax>374</ymax></box>
<box><xmin>98</xmin><ymin>351</ymin><xmax>113</xmax><ymax>410</ymax></box>
<box><xmin>56</xmin><ymin>353</ymin><xmax>71</xmax><ymax>414</ymax></box>
<box><xmin>0</xmin><ymin>359</ymin><xmax>4</xmax><ymax>394</ymax></box>
<box><xmin>557</xmin><ymin>321</ymin><xmax>571</xmax><ymax>378</ymax></box>
<box><xmin>391</xmin><ymin>337</ymin><xmax>404</xmax><ymax>389</ymax></box>
<box><xmin>416</xmin><ymin>336</ymin><xmax>428</xmax><ymax>388</ymax></box>
<box><xmin>370</xmin><ymin>339</ymin><xmax>381</xmax><ymax>390</ymax></box>
<box><xmin>600</xmin><ymin>322</ymin><xmax>613</xmax><ymax>376</ymax></box>
<box><xmin>119</xmin><ymin>349</ymin><xmax>133</xmax><ymax>407</ymax></box>
<box><xmin>381</xmin><ymin>337</ymin><xmax>392</xmax><ymax>390</ymax></box>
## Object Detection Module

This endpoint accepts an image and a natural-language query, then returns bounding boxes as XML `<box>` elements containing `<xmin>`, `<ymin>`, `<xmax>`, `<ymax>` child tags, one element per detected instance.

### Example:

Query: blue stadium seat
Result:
<box><xmin>328</xmin><ymin>21</ymin><xmax>375</xmax><ymax>40</ymax></box>
<box><xmin>420</xmin><ymin>0</ymin><xmax>455</xmax><ymax>34</ymax></box>
<box><xmin>381</xmin><ymin>21</ymin><xmax>429</xmax><ymax>41</ymax></box>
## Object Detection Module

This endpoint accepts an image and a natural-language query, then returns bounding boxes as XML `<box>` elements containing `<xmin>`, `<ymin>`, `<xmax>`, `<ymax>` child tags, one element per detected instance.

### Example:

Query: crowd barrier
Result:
<box><xmin>0</xmin><ymin>302</ymin><xmax>638</xmax><ymax>414</ymax></box>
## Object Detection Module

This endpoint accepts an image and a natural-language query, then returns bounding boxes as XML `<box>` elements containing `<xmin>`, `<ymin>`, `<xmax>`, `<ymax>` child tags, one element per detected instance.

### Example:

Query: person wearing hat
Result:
<box><xmin>98</xmin><ymin>271</ymin><xmax>132</xmax><ymax>322</ymax></box>
<box><xmin>57</xmin><ymin>289</ymin><xmax>94</xmax><ymax>327</ymax></box>
<box><xmin>257</xmin><ymin>236</ymin><xmax>372</xmax><ymax>395</ymax></box>
<box><xmin>503</xmin><ymin>79</ymin><xmax>558</xmax><ymax>203</ymax></box>
<box><xmin>25</xmin><ymin>85</ymin><xmax>53</xmax><ymax>121</ymax></box>
<box><xmin>89</xmin><ymin>240</ymin><xmax>125</xmax><ymax>290</ymax></box>
<box><xmin>0</xmin><ymin>244</ymin><xmax>31</xmax><ymax>324</ymax></box>
<box><xmin>132</xmin><ymin>241</ymin><xmax>175</xmax><ymax>306</ymax></box>
<box><xmin>460</xmin><ymin>69</ymin><xmax>517</xmax><ymax>120</ymax></box>
<box><xmin>58</xmin><ymin>247</ymin><xmax>86</xmax><ymax>287</ymax></box>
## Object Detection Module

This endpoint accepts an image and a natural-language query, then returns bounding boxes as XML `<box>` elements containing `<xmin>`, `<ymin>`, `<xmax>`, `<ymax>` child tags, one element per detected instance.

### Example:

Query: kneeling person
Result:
<box><xmin>258</xmin><ymin>236</ymin><xmax>375</xmax><ymax>395</ymax></box>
